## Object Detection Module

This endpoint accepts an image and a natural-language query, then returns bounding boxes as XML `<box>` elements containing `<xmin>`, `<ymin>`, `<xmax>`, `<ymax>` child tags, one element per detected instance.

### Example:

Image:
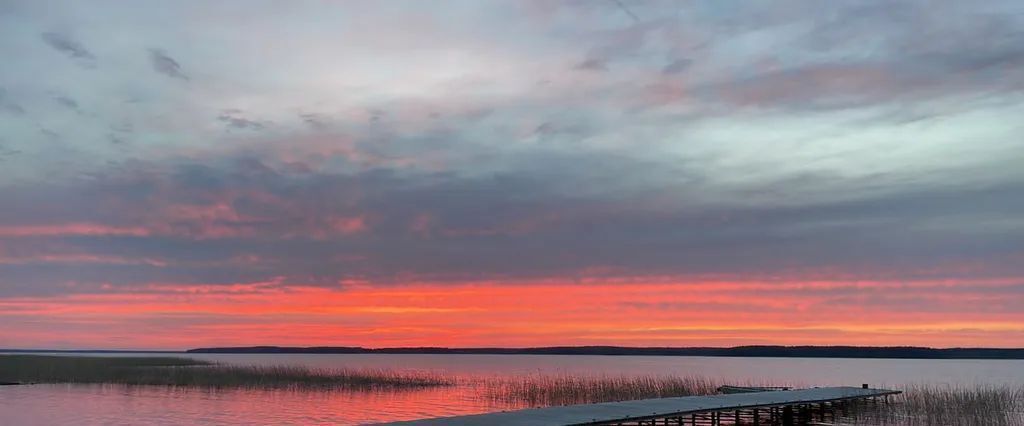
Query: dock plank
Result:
<box><xmin>385</xmin><ymin>386</ymin><xmax>899</xmax><ymax>426</ymax></box>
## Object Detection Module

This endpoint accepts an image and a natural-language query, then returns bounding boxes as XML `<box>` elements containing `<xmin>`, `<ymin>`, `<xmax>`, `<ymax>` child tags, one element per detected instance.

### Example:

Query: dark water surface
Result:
<box><xmin>2</xmin><ymin>353</ymin><xmax>1023</xmax><ymax>425</ymax></box>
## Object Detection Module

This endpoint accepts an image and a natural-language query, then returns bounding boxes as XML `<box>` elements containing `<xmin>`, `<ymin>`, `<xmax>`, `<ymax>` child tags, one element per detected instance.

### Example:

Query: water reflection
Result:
<box><xmin>3</xmin><ymin>354</ymin><xmax>1024</xmax><ymax>425</ymax></box>
<box><xmin>6</xmin><ymin>382</ymin><xmax>1022</xmax><ymax>426</ymax></box>
<box><xmin>1</xmin><ymin>383</ymin><xmax>505</xmax><ymax>425</ymax></box>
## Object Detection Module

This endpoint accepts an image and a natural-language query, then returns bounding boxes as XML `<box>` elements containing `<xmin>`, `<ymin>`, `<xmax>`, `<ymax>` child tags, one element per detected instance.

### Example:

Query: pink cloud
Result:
<box><xmin>0</xmin><ymin>224</ymin><xmax>150</xmax><ymax>237</ymax></box>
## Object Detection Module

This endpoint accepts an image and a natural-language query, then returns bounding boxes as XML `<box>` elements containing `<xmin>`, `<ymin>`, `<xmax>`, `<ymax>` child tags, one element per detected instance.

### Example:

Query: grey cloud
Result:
<box><xmin>106</xmin><ymin>121</ymin><xmax>134</xmax><ymax>145</ymax></box>
<box><xmin>0</xmin><ymin>88</ymin><xmax>24</xmax><ymax>115</ymax></box>
<box><xmin>703</xmin><ymin>52</ymin><xmax>1023</xmax><ymax>112</ymax></box>
<box><xmin>610</xmin><ymin>0</ymin><xmax>639</xmax><ymax>22</ymax></box>
<box><xmin>38</xmin><ymin>128</ymin><xmax>58</xmax><ymax>140</ymax></box>
<box><xmin>1</xmin><ymin>103</ymin><xmax>24</xmax><ymax>115</ymax></box>
<box><xmin>1</xmin><ymin>140</ymin><xmax>1022</xmax><ymax>297</ymax></box>
<box><xmin>218</xmin><ymin>110</ymin><xmax>267</xmax><ymax>131</ymax></box>
<box><xmin>574</xmin><ymin>57</ymin><xmax>607</xmax><ymax>71</ymax></box>
<box><xmin>0</xmin><ymin>145</ymin><xmax>21</xmax><ymax>161</ymax></box>
<box><xmin>40</xmin><ymin>32</ymin><xmax>96</xmax><ymax>65</ymax></box>
<box><xmin>702</xmin><ymin>2</ymin><xmax>1024</xmax><ymax>111</ymax></box>
<box><xmin>299</xmin><ymin>113</ymin><xmax>330</xmax><ymax>130</ymax></box>
<box><xmin>148</xmin><ymin>48</ymin><xmax>188</xmax><ymax>80</ymax></box>
<box><xmin>532</xmin><ymin>120</ymin><xmax>593</xmax><ymax>139</ymax></box>
<box><xmin>662</xmin><ymin>58</ymin><xmax>691</xmax><ymax>75</ymax></box>
<box><xmin>108</xmin><ymin>134</ymin><xmax>127</xmax><ymax>145</ymax></box>
<box><xmin>581</xmin><ymin>18</ymin><xmax>668</xmax><ymax>61</ymax></box>
<box><xmin>54</xmin><ymin>95</ymin><xmax>79</xmax><ymax>110</ymax></box>
<box><xmin>547</xmin><ymin>1</ymin><xmax>1024</xmax><ymax>113</ymax></box>
<box><xmin>111</xmin><ymin>121</ymin><xmax>134</xmax><ymax>133</ymax></box>
<box><xmin>534</xmin><ymin>122</ymin><xmax>555</xmax><ymax>135</ymax></box>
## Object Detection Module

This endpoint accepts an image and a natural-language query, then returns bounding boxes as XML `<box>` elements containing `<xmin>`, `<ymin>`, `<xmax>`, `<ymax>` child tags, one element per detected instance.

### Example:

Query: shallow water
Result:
<box><xmin>2</xmin><ymin>353</ymin><xmax>1023</xmax><ymax>425</ymax></box>
<box><xmin>1</xmin><ymin>383</ymin><xmax>499</xmax><ymax>425</ymax></box>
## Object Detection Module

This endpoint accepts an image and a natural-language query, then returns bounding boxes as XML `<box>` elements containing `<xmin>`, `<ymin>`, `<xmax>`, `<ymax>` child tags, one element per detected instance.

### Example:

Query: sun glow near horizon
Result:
<box><xmin>4</xmin><ymin>277</ymin><xmax>1021</xmax><ymax>350</ymax></box>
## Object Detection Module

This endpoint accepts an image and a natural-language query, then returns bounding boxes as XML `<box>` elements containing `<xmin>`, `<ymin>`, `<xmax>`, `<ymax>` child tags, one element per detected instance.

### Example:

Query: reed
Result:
<box><xmin>0</xmin><ymin>355</ymin><xmax>453</xmax><ymax>390</ymax></box>
<box><xmin>845</xmin><ymin>384</ymin><xmax>1024</xmax><ymax>426</ymax></box>
<box><xmin>481</xmin><ymin>374</ymin><xmax>722</xmax><ymax>407</ymax></box>
<box><xmin>482</xmin><ymin>376</ymin><xmax>1024</xmax><ymax>425</ymax></box>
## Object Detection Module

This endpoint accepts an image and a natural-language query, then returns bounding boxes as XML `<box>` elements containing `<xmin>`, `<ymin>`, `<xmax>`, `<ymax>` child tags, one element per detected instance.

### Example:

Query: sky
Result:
<box><xmin>1</xmin><ymin>0</ymin><xmax>1023</xmax><ymax>350</ymax></box>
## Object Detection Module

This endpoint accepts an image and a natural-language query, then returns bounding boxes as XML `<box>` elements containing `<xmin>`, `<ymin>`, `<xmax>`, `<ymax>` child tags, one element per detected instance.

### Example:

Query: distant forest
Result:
<box><xmin>185</xmin><ymin>345</ymin><xmax>1024</xmax><ymax>359</ymax></box>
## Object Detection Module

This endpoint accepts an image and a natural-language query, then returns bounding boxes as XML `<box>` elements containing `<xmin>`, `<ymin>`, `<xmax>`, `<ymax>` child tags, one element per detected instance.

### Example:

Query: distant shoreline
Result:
<box><xmin>4</xmin><ymin>346</ymin><xmax>1023</xmax><ymax>359</ymax></box>
<box><xmin>0</xmin><ymin>349</ymin><xmax>181</xmax><ymax>354</ymax></box>
<box><xmin>183</xmin><ymin>345</ymin><xmax>1024</xmax><ymax>359</ymax></box>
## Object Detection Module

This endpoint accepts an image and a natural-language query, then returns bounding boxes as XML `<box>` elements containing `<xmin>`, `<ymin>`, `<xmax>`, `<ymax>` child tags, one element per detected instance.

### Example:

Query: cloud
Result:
<box><xmin>54</xmin><ymin>95</ymin><xmax>79</xmax><ymax>111</ymax></box>
<box><xmin>1</xmin><ymin>103</ymin><xmax>24</xmax><ymax>115</ymax></box>
<box><xmin>299</xmin><ymin>113</ymin><xmax>330</xmax><ymax>130</ymax></box>
<box><xmin>148</xmin><ymin>48</ymin><xmax>188</xmax><ymax>80</ymax></box>
<box><xmin>0</xmin><ymin>145</ymin><xmax>21</xmax><ymax>161</ymax></box>
<box><xmin>38</xmin><ymin>128</ymin><xmax>59</xmax><ymax>140</ymax></box>
<box><xmin>693</xmin><ymin>2</ymin><xmax>1024</xmax><ymax>112</ymax></box>
<box><xmin>0</xmin><ymin>89</ymin><xmax>25</xmax><ymax>114</ymax></box>
<box><xmin>662</xmin><ymin>58</ymin><xmax>691</xmax><ymax>75</ymax></box>
<box><xmin>40</xmin><ymin>32</ymin><xmax>96</xmax><ymax>66</ymax></box>
<box><xmin>108</xmin><ymin>134</ymin><xmax>127</xmax><ymax>145</ymax></box>
<box><xmin>574</xmin><ymin>57</ymin><xmax>608</xmax><ymax>71</ymax></box>
<box><xmin>217</xmin><ymin>110</ymin><xmax>266</xmax><ymax>131</ymax></box>
<box><xmin>1</xmin><ymin>0</ymin><xmax>1023</xmax><ymax>349</ymax></box>
<box><xmin>1</xmin><ymin>134</ymin><xmax>1022</xmax><ymax>299</ymax></box>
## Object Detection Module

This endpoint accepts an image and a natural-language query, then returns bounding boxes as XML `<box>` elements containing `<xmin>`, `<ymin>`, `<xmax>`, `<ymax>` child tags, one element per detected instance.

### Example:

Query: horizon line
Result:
<box><xmin>5</xmin><ymin>344</ymin><xmax>1024</xmax><ymax>352</ymax></box>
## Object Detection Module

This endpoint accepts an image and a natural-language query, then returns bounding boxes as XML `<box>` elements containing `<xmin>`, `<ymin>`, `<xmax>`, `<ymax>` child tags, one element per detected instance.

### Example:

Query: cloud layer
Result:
<box><xmin>1</xmin><ymin>0</ymin><xmax>1022</xmax><ymax>348</ymax></box>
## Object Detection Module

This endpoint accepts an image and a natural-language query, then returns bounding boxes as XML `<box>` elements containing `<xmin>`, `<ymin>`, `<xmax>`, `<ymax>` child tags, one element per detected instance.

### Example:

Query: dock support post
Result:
<box><xmin>782</xmin><ymin>405</ymin><xmax>794</xmax><ymax>426</ymax></box>
<box><xmin>753</xmin><ymin>408</ymin><xmax>760</xmax><ymax>426</ymax></box>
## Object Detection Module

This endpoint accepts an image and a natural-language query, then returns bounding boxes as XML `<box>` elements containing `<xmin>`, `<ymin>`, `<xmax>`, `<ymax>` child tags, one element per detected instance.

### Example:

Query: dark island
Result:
<box><xmin>185</xmin><ymin>345</ymin><xmax>1024</xmax><ymax>359</ymax></box>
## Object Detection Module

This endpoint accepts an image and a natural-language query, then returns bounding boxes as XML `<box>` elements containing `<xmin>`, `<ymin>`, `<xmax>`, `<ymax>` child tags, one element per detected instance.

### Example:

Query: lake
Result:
<box><xmin>2</xmin><ymin>353</ymin><xmax>1023</xmax><ymax>425</ymax></box>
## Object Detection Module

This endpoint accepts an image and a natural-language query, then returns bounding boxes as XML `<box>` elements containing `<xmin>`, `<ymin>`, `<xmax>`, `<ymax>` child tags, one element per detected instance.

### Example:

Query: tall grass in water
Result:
<box><xmin>483</xmin><ymin>377</ymin><xmax>1024</xmax><ymax>426</ymax></box>
<box><xmin>845</xmin><ymin>384</ymin><xmax>1024</xmax><ymax>426</ymax></box>
<box><xmin>0</xmin><ymin>355</ymin><xmax>453</xmax><ymax>390</ymax></box>
<box><xmin>481</xmin><ymin>374</ymin><xmax>722</xmax><ymax>407</ymax></box>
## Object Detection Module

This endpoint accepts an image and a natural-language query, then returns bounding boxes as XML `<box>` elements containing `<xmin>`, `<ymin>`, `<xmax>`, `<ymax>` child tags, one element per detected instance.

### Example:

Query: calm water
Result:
<box><xmin>2</xmin><ymin>353</ymin><xmax>1023</xmax><ymax>425</ymax></box>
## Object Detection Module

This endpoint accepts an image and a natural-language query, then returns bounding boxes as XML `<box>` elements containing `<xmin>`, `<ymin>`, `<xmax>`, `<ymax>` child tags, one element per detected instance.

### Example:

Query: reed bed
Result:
<box><xmin>844</xmin><ymin>384</ymin><xmax>1024</xmax><ymax>426</ymax></box>
<box><xmin>480</xmin><ymin>375</ymin><xmax>1024</xmax><ymax>425</ymax></box>
<box><xmin>480</xmin><ymin>374</ymin><xmax>723</xmax><ymax>407</ymax></box>
<box><xmin>0</xmin><ymin>355</ymin><xmax>453</xmax><ymax>390</ymax></box>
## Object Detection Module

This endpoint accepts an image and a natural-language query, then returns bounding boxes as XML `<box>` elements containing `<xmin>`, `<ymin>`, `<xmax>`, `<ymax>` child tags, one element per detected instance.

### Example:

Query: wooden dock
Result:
<box><xmin>386</xmin><ymin>386</ymin><xmax>900</xmax><ymax>425</ymax></box>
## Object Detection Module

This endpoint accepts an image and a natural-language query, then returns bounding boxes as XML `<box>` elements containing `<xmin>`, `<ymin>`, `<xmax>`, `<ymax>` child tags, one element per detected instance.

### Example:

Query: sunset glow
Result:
<box><xmin>4</xmin><ymin>277</ymin><xmax>1023</xmax><ymax>349</ymax></box>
